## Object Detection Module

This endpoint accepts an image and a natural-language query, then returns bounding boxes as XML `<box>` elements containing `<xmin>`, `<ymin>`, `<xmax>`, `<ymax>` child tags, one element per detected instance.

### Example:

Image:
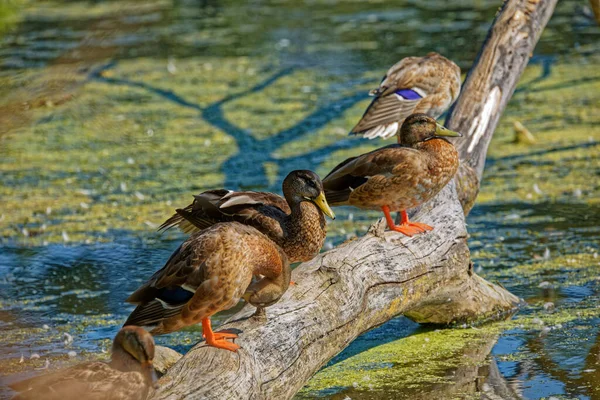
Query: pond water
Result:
<box><xmin>0</xmin><ymin>0</ymin><xmax>599</xmax><ymax>399</ymax></box>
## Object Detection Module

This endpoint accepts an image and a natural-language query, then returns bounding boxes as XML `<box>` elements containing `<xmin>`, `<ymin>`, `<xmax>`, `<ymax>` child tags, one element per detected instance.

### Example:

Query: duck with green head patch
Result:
<box><xmin>324</xmin><ymin>114</ymin><xmax>461</xmax><ymax>236</ymax></box>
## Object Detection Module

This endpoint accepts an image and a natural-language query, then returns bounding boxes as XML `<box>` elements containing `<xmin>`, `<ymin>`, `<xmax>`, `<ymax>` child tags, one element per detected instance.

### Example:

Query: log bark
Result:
<box><xmin>150</xmin><ymin>0</ymin><xmax>556</xmax><ymax>398</ymax></box>
<box><xmin>153</xmin><ymin>346</ymin><xmax>183</xmax><ymax>375</ymax></box>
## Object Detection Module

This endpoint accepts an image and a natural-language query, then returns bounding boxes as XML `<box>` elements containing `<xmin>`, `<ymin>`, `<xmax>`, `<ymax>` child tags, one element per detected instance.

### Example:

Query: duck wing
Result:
<box><xmin>124</xmin><ymin>236</ymin><xmax>208</xmax><ymax>329</ymax></box>
<box><xmin>351</xmin><ymin>53</ymin><xmax>460</xmax><ymax>140</ymax></box>
<box><xmin>158</xmin><ymin>190</ymin><xmax>289</xmax><ymax>240</ymax></box>
<box><xmin>158</xmin><ymin>189</ymin><xmax>230</xmax><ymax>233</ymax></box>
<box><xmin>351</xmin><ymin>90</ymin><xmax>423</xmax><ymax>139</ymax></box>
<box><xmin>323</xmin><ymin>145</ymin><xmax>421</xmax><ymax>204</ymax></box>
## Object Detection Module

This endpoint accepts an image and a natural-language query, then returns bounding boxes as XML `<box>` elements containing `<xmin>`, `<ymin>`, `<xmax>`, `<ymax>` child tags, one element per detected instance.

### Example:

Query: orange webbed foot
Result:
<box><xmin>206</xmin><ymin>337</ymin><xmax>240</xmax><ymax>352</ymax></box>
<box><xmin>407</xmin><ymin>222</ymin><xmax>433</xmax><ymax>232</ymax></box>
<box><xmin>382</xmin><ymin>206</ymin><xmax>433</xmax><ymax>237</ymax></box>
<box><xmin>202</xmin><ymin>318</ymin><xmax>240</xmax><ymax>352</ymax></box>
<box><xmin>389</xmin><ymin>224</ymin><xmax>420</xmax><ymax>236</ymax></box>
<box><xmin>289</xmin><ymin>281</ymin><xmax>296</xmax><ymax>286</ymax></box>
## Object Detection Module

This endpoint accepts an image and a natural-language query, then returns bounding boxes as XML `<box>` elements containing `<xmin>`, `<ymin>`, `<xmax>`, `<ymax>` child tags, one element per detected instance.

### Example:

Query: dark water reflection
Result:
<box><xmin>1</xmin><ymin>0</ymin><xmax>599</xmax><ymax>399</ymax></box>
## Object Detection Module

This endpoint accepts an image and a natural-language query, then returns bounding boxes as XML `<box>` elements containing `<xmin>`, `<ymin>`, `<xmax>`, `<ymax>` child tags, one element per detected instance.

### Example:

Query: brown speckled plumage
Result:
<box><xmin>158</xmin><ymin>170</ymin><xmax>334</xmax><ymax>263</ymax></box>
<box><xmin>10</xmin><ymin>326</ymin><xmax>157</xmax><ymax>400</ymax></box>
<box><xmin>351</xmin><ymin>52</ymin><xmax>461</xmax><ymax>140</ymax></box>
<box><xmin>280</xmin><ymin>201</ymin><xmax>326</xmax><ymax>262</ymax></box>
<box><xmin>125</xmin><ymin>223</ymin><xmax>290</xmax><ymax>341</ymax></box>
<box><xmin>325</xmin><ymin>114</ymin><xmax>460</xmax><ymax>236</ymax></box>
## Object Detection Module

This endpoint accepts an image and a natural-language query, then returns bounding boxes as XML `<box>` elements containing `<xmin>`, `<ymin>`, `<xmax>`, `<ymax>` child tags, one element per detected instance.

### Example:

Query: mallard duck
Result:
<box><xmin>324</xmin><ymin>114</ymin><xmax>461</xmax><ymax>236</ymax></box>
<box><xmin>158</xmin><ymin>170</ymin><xmax>335</xmax><ymax>263</ymax></box>
<box><xmin>351</xmin><ymin>52</ymin><xmax>461</xmax><ymax>140</ymax></box>
<box><xmin>10</xmin><ymin>326</ymin><xmax>157</xmax><ymax>400</ymax></box>
<box><xmin>124</xmin><ymin>222</ymin><xmax>290</xmax><ymax>352</ymax></box>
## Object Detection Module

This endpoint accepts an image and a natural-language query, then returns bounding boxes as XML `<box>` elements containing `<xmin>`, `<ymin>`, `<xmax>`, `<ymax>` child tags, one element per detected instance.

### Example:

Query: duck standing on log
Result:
<box><xmin>323</xmin><ymin>114</ymin><xmax>461</xmax><ymax>236</ymax></box>
<box><xmin>10</xmin><ymin>326</ymin><xmax>158</xmax><ymax>400</ymax></box>
<box><xmin>351</xmin><ymin>52</ymin><xmax>461</xmax><ymax>141</ymax></box>
<box><xmin>124</xmin><ymin>222</ymin><xmax>290</xmax><ymax>352</ymax></box>
<box><xmin>159</xmin><ymin>170</ymin><xmax>335</xmax><ymax>263</ymax></box>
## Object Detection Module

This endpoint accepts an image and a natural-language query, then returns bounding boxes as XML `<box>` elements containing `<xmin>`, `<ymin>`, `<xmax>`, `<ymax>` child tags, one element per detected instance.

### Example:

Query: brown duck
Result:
<box><xmin>10</xmin><ymin>326</ymin><xmax>157</xmax><ymax>400</ymax></box>
<box><xmin>159</xmin><ymin>170</ymin><xmax>335</xmax><ymax>263</ymax></box>
<box><xmin>324</xmin><ymin>114</ymin><xmax>461</xmax><ymax>236</ymax></box>
<box><xmin>125</xmin><ymin>222</ymin><xmax>290</xmax><ymax>352</ymax></box>
<box><xmin>351</xmin><ymin>52</ymin><xmax>461</xmax><ymax>140</ymax></box>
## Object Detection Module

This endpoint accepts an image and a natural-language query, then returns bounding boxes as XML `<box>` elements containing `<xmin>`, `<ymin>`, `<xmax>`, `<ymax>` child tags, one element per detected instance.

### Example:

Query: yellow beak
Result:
<box><xmin>435</xmin><ymin>123</ymin><xmax>462</xmax><ymax>137</ymax></box>
<box><xmin>312</xmin><ymin>192</ymin><xmax>335</xmax><ymax>220</ymax></box>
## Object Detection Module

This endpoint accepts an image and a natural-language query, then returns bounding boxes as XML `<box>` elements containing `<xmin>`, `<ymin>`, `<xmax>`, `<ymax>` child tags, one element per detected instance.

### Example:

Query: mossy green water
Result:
<box><xmin>0</xmin><ymin>0</ymin><xmax>599</xmax><ymax>399</ymax></box>
<box><xmin>2</xmin><ymin>59</ymin><xmax>597</xmax><ymax>245</ymax></box>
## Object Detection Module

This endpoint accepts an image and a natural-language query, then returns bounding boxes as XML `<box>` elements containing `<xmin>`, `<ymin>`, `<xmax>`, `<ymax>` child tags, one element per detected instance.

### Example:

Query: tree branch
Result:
<box><xmin>448</xmin><ymin>0</ymin><xmax>558</xmax><ymax>213</ymax></box>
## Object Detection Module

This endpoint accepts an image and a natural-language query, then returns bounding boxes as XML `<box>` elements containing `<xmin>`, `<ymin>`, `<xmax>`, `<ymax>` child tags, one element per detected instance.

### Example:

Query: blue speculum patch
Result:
<box><xmin>157</xmin><ymin>286</ymin><xmax>194</xmax><ymax>306</ymax></box>
<box><xmin>395</xmin><ymin>88</ymin><xmax>422</xmax><ymax>100</ymax></box>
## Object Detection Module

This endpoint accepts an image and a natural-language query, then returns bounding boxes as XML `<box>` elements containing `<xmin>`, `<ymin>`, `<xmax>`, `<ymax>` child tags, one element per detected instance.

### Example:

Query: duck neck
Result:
<box><xmin>417</xmin><ymin>138</ymin><xmax>459</xmax><ymax>169</ymax></box>
<box><xmin>285</xmin><ymin>200</ymin><xmax>325</xmax><ymax>236</ymax></box>
<box><xmin>282</xmin><ymin>199</ymin><xmax>326</xmax><ymax>262</ymax></box>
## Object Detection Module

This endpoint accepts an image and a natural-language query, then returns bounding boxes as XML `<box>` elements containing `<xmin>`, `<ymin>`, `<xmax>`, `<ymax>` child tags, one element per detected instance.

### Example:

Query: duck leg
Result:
<box><xmin>201</xmin><ymin>318</ymin><xmax>240</xmax><ymax>352</ymax></box>
<box><xmin>382</xmin><ymin>206</ymin><xmax>432</xmax><ymax>236</ymax></box>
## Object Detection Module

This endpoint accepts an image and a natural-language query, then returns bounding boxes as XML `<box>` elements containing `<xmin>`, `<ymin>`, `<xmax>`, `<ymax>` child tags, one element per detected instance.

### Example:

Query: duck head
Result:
<box><xmin>282</xmin><ymin>170</ymin><xmax>335</xmax><ymax>219</ymax></box>
<box><xmin>399</xmin><ymin>113</ymin><xmax>461</xmax><ymax>146</ymax></box>
<box><xmin>112</xmin><ymin>326</ymin><xmax>158</xmax><ymax>389</ymax></box>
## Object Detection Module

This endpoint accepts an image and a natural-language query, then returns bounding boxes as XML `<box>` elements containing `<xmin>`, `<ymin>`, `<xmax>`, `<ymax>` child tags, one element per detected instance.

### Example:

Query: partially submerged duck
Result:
<box><xmin>159</xmin><ymin>170</ymin><xmax>335</xmax><ymax>263</ymax></box>
<box><xmin>324</xmin><ymin>114</ymin><xmax>461</xmax><ymax>236</ymax></box>
<box><xmin>351</xmin><ymin>52</ymin><xmax>461</xmax><ymax>140</ymax></box>
<box><xmin>10</xmin><ymin>326</ymin><xmax>157</xmax><ymax>400</ymax></box>
<box><xmin>125</xmin><ymin>222</ymin><xmax>290</xmax><ymax>352</ymax></box>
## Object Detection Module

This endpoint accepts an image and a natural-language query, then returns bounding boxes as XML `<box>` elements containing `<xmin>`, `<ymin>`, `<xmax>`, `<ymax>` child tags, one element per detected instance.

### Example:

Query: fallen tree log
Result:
<box><xmin>151</xmin><ymin>0</ymin><xmax>557</xmax><ymax>398</ymax></box>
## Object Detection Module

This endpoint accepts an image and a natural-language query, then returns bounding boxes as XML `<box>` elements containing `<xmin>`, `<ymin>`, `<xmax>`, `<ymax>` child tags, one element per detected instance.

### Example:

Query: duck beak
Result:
<box><xmin>435</xmin><ymin>123</ymin><xmax>462</xmax><ymax>137</ymax></box>
<box><xmin>312</xmin><ymin>192</ymin><xmax>336</xmax><ymax>220</ymax></box>
<box><xmin>142</xmin><ymin>361</ymin><xmax>159</xmax><ymax>389</ymax></box>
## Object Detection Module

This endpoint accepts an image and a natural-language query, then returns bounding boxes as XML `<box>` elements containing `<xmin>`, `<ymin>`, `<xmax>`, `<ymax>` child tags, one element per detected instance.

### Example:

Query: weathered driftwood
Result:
<box><xmin>153</xmin><ymin>346</ymin><xmax>183</xmax><ymax>375</ymax></box>
<box><xmin>150</xmin><ymin>0</ymin><xmax>556</xmax><ymax>398</ymax></box>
